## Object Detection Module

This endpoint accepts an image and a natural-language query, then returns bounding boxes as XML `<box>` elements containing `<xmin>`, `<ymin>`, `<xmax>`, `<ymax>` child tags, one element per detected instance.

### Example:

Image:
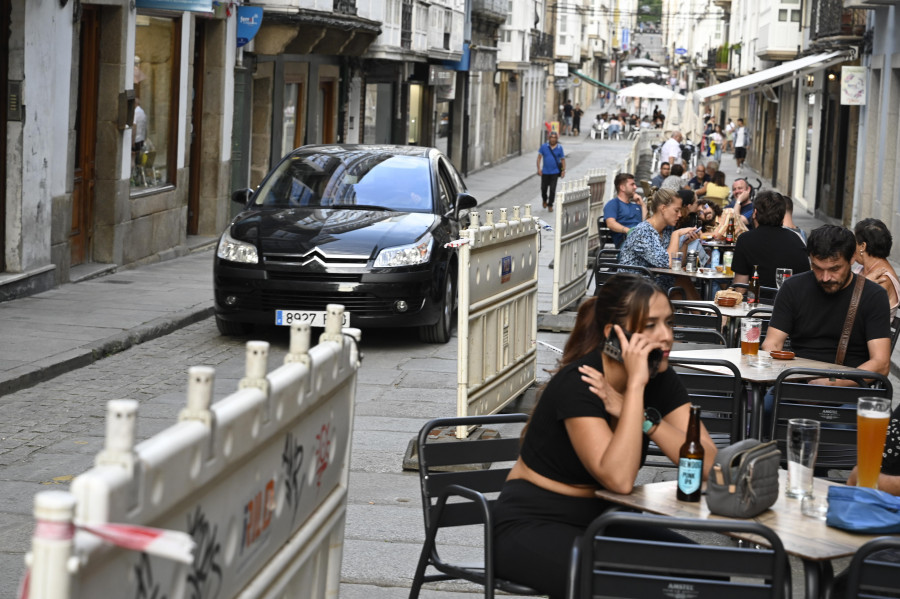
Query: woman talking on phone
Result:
<box><xmin>492</xmin><ymin>275</ymin><xmax>717</xmax><ymax>599</ymax></box>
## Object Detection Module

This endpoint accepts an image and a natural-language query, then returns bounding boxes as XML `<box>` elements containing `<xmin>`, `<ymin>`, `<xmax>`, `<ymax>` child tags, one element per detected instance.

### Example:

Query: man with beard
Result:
<box><xmin>763</xmin><ymin>225</ymin><xmax>891</xmax><ymax>385</ymax></box>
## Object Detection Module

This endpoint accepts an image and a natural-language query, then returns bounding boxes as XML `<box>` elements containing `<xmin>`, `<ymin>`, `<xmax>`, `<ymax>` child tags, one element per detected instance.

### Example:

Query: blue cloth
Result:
<box><xmin>603</xmin><ymin>197</ymin><xmax>643</xmax><ymax>248</ymax></box>
<box><xmin>619</xmin><ymin>220</ymin><xmax>674</xmax><ymax>288</ymax></box>
<box><xmin>538</xmin><ymin>143</ymin><xmax>565</xmax><ymax>175</ymax></box>
<box><xmin>650</xmin><ymin>174</ymin><xmax>665</xmax><ymax>188</ymax></box>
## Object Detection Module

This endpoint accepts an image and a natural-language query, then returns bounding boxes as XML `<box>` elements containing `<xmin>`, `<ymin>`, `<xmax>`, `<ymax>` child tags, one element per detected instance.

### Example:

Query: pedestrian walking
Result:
<box><xmin>537</xmin><ymin>131</ymin><xmax>566</xmax><ymax>212</ymax></box>
<box><xmin>573</xmin><ymin>103</ymin><xmax>584</xmax><ymax>136</ymax></box>
<box><xmin>734</xmin><ymin>118</ymin><xmax>749</xmax><ymax>173</ymax></box>
<box><xmin>562</xmin><ymin>99</ymin><xmax>574</xmax><ymax>136</ymax></box>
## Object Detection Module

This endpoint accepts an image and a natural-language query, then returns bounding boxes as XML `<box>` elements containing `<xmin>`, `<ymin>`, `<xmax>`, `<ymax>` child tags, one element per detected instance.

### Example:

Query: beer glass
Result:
<box><xmin>857</xmin><ymin>397</ymin><xmax>891</xmax><ymax>489</ymax></box>
<box><xmin>775</xmin><ymin>268</ymin><xmax>792</xmax><ymax>289</ymax></box>
<box><xmin>740</xmin><ymin>318</ymin><xmax>761</xmax><ymax>355</ymax></box>
<box><xmin>786</xmin><ymin>418</ymin><xmax>820</xmax><ymax>498</ymax></box>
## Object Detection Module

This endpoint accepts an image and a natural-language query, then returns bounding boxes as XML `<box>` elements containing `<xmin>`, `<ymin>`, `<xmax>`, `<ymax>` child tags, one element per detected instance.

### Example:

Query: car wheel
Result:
<box><xmin>418</xmin><ymin>271</ymin><xmax>455</xmax><ymax>344</ymax></box>
<box><xmin>216</xmin><ymin>315</ymin><xmax>252</xmax><ymax>337</ymax></box>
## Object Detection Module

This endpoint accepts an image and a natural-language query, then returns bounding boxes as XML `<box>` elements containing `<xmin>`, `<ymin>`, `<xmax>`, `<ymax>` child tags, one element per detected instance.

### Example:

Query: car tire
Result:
<box><xmin>418</xmin><ymin>271</ymin><xmax>455</xmax><ymax>344</ymax></box>
<box><xmin>216</xmin><ymin>315</ymin><xmax>252</xmax><ymax>337</ymax></box>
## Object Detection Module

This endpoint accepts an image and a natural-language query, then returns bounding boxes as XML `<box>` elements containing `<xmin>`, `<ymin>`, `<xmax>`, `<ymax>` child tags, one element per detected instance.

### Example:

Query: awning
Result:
<box><xmin>572</xmin><ymin>70</ymin><xmax>618</xmax><ymax>94</ymax></box>
<box><xmin>694</xmin><ymin>50</ymin><xmax>851</xmax><ymax>99</ymax></box>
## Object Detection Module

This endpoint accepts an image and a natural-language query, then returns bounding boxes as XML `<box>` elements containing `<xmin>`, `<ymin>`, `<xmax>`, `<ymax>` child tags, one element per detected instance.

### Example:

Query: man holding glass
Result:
<box><xmin>762</xmin><ymin>225</ymin><xmax>891</xmax><ymax>386</ymax></box>
<box><xmin>731</xmin><ymin>190</ymin><xmax>810</xmax><ymax>289</ymax></box>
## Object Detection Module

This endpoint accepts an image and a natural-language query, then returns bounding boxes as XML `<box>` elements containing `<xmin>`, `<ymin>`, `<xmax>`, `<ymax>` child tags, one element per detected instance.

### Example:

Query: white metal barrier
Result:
<box><xmin>26</xmin><ymin>307</ymin><xmax>361</xmax><ymax>599</ymax></box>
<box><xmin>551</xmin><ymin>179</ymin><xmax>590</xmax><ymax>315</ymax></box>
<box><xmin>586</xmin><ymin>168</ymin><xmax>608</xmax><ymax>252</ymax></box>
<box><xmin>456</xmin><ymin>207</ymin><xmax>539</xmax><ymax>437</ymax></box>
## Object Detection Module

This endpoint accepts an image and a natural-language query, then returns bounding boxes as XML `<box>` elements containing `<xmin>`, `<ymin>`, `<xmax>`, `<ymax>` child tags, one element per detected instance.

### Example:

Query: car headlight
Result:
<box><xmin>374</xmin><ymin>234</ymin><xmax>433</xmax><ymax>267</ymax></box>
<box><xmin>217</xmin><ymin>229</ymin><xmax>259</xmax><ymax>264</ymax></box>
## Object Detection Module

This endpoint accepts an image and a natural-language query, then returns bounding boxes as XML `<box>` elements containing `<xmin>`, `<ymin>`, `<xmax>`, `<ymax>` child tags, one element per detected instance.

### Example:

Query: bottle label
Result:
<box><xmin>678</xmin><ymin>458</ymin><xmax>702</xmax><ymax>495</ymax></box>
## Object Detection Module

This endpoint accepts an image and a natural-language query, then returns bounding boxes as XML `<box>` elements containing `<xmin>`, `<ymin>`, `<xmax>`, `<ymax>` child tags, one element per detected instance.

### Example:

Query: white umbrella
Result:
<box><xmin>664</xmin><ymin>95</ymin><xmax>682</xmax><ymax>135</ymax></box>
<box><xmin>616</xmin><ymin>82</ymin><xmax>684</xmax><ymax>100</ymax></box>
<box><xmin>626</xmin><ymin>58</ymin><xmax>661</xmax><ymax>68</ymax></box>
<box><xmin>625</xmin><ymin>66</ymin><xmax>657</xmax><ymax>78</ymax></box>
<box><xmin>680</xmin><ymin>92</ymin><xmax>705</xmax><ymax>143</ymax></box>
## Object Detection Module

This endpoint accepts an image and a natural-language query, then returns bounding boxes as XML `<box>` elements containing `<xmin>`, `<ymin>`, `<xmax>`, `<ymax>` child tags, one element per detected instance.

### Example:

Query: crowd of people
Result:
<box><xmin>515</xmin><ymin>111</ymin><xmax>900</xmax><ymax>597</ymax></box>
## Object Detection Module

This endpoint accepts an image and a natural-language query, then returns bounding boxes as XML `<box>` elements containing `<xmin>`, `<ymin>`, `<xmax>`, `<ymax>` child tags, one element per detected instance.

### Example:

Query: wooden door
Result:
<box><xmin>320</xmin><ymin>80</ymin><xmax>335</xmax><ymax>144</ymax></box>
<box><xmin>187</xmin><ymin>19</ymin><xmax>205</xmax><ymax>235</ymax></box>
<box><xmin>0</xmin><ymin>0</ymin><xmax>9</xmax><ymax>271</ymax></box>
<box><xmin>72</xmin><ymin>7</ymin><xmax>100</xmax><ymax>266</ymax></box>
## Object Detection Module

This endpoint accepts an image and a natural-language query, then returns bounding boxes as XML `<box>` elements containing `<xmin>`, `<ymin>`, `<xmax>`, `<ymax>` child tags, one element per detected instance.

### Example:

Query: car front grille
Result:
<box><xmin>266</xmin><ymin>271</ymin><xmax>364</xmax><ymax>283</ymax></box>
<box><xmin>255</xmin><ymin>290</ymin><xmax>402</xmax><ymax>314</ymax></box>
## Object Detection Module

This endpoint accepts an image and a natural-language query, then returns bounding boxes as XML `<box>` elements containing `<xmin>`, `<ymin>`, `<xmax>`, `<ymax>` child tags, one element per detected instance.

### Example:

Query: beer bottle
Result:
<box><xmin>747</xmin><ymin>265</ymin><xmax>760</xmax><ymax>305</ymax></box>
<box><xmin>677</xmin><ymin>405</ymin><xmax>704</xmax><ymax>502</ymax></box>
<box><xmin>725</xmin><ymin>218</ymin><xmax>735</xmax><ymax>243</ymax></box>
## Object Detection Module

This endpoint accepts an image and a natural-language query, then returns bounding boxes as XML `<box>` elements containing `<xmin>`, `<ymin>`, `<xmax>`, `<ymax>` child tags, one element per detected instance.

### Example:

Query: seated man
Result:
<box><xmin>762</xmin><ymin>225</ymin><xmax>891</xmax><ymax>386</ymax></box>
<box><xmin>726</xmin><ymin>177</ymin><xmax>754</xmax><ymax>229</ymax></box>
<box><xmin>731</xmin><ymin>190</ymin><xmax>810</xmax><ymax>289</ymax></box>
<box><xmin>650</xmin><ymin>162</ymin><xmax>670</xmax><ymax>189</ymax></box>
<box><xmin>603</xmin><ymin>172</ymin><xmax>645</xmax><ymax>248</ymax></box>
<box><xmin>687</xmin><ymin>164</ymin><xmax>710</xmax><ymax>191</ymax></box>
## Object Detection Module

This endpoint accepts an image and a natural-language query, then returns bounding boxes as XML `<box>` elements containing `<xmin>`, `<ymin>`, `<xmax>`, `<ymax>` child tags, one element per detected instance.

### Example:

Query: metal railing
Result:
<box><xmin>811</xmin><ymin>0</ymin><xmax>865</xmax><ymax>40</ymax></box>
<box><xmin>333</xmin><ymin>0</ymin><xmax>357</xmax><ymax>15</ymax></box>
<box><xmin>531</xmin><ymin>30</ymin><xmax>554</xmax><ymax>60</ymax></box>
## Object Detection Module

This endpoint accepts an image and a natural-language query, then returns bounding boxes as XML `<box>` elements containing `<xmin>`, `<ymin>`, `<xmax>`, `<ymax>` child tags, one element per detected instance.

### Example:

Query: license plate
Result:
<box><xmin>275</xmin><ymin>310</ymin><xmax>350</xmax><ymax>327</ymax></box>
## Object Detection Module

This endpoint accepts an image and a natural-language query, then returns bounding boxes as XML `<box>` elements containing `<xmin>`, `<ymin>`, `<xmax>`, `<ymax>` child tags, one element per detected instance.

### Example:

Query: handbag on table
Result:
<box><xmin>706</xmin><ymin>439</ymin><xmax>781</xmax><ymax>518</ymax></box>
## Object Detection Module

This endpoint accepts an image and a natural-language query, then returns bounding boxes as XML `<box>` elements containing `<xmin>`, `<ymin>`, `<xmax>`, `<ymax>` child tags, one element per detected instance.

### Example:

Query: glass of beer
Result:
<box><xmin>857</xmin><ymin>397</ymin><xmax>891</xmax><ymax>489</ymax></box>
<box><xmin>740</xmin><ymin>318</ymin><xmax>762</xmax><ymax>355</ymax></box>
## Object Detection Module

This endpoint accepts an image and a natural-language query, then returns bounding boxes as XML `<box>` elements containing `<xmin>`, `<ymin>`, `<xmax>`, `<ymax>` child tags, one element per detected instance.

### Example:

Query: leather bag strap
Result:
<box><xmin>835</xmin><ymin>273</ymin><xmax>866</xmax><ymax>365</ymax></box>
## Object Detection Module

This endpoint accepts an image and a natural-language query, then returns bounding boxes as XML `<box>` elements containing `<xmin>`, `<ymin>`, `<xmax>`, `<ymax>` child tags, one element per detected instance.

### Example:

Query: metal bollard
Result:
<box><xmin>26</xmin><ymin>491</ymin><xmax>78</xmax><ymax>599</ymax></box>
<box><xmin>179</xmin><ymin>366</ymin><xmax>214</xmax><ymax>427</ymax></box>
<box><xmin>95</xmin><ymin>399</ymin><xmax>138</xmax><ymax>474</ymax></box>
<box><xmin>239</xmin><ymin>341</ymin><xmax>270</xmax><ymax>394</ymax></box>
<box><xmin>284</xmin><ymin>322</ymin><xmax>312</xmax><ymax>365</ymax></box>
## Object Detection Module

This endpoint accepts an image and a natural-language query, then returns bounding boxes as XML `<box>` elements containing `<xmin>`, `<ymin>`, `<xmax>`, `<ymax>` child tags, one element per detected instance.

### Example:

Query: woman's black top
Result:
<box><xmin>520</xmin><ymin>349</ymin><xmax>689</xmax><ymax>486</ymax></box>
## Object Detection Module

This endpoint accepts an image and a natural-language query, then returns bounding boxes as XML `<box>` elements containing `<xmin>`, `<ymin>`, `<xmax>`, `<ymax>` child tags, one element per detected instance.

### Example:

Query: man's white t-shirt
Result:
<box><xmin>660</xmin><ymin>138</ymin><xmax>682</xmax><ymax>165</ymax></box>
<box><xmin>735</xmin><ymin>127</ymin><xmax>747</xmax><ymax>148</ymax></box>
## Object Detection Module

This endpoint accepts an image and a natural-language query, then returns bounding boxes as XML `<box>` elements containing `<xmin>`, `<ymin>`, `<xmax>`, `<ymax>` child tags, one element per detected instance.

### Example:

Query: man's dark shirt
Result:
<box><xmin>688</xmin><ymin>174</ymin><xmax>710</xmax><ymax>190</ymax></box>
<box><xmin>731</xmin><ymin>226</ymin><xmax>810</xmax><ymax>288</ymax></box>
<box><xmin>769</xmin><ymin>271</ymin><xmax>890</xmax><ymax>368</ymax></box>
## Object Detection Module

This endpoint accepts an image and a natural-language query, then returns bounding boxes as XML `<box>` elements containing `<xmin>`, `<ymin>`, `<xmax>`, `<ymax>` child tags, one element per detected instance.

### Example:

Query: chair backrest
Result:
<box><xmin>746</xmin><ymin>306</ymin><xmax>779</xmax><ymax>346</ymax></box>
<box><xmin>730</xmin><ymin>282</ymin><xmax>778</xmax><ymax>305</ymax></box>
<box><xmin>416</xmin><ymin>414</ymin><xmax>527</xmax><ymax>532</ymax></box>
<box><xmin>593</xmin><ymin>263</ymin><xmax>653</xmax><ymax>295</ymax></box>
<box><xmin>843</xmin><ymin>536</ymin><xmax>900</xmax><ymax>599</ymax></box>
<box><xmin>596</xmin><ymin>217</ymin><xmax>614</xmax><ymax>249</ymax></box>
<box><xmin>669</xmin><ymin>357</ymin><xmax>745</xmax><ymax>446</ymax></box>
<box><xmin>574</xmin><ymin>512</ymin><xmax>788</xmax><ymax>599</ymax></box>
<box><xmin>672</xmin><ymin>327</ymin><xmax>728</xmax><ymax>347</ymax></box>
<box><xmin>672</xmin><ymin>301</ymin><xmax>723</xmax><ymax>332</ymax></box>
<box><xmin>770</xmin><ymin>368</ymin><xmax>893</xmax><ymax>470</ymax></box>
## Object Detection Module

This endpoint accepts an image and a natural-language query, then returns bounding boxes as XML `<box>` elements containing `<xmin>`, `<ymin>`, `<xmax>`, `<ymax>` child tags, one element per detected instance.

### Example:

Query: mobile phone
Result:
<box><xmin>602</xmin><ymin>329</ymin><xmax>663</xmax><ymax>378</ymax></box>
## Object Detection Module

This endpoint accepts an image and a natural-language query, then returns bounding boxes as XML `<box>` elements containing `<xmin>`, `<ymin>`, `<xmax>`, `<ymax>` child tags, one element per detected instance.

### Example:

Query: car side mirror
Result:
<box><xmin>232</xmin><ymin>188</ymin><xmax>253</xmax><ymax>207</ymax></box>
<box><xmin>455</xmin><ymin>192</ymin><xmax>477</xmax><ymax>213</ymax></box>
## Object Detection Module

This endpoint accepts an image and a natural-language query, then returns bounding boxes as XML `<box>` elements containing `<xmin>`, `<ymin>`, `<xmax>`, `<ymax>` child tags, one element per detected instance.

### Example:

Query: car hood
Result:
<box><xmin>231</xmin><ymin>208</ymin><xmax>437</xmax><ymax>258</ymax></box>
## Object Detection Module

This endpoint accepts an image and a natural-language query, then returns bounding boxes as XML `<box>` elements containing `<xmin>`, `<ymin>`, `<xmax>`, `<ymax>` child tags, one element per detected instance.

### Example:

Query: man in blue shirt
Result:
<box><xmin>650</xmin><ymin>162</ymin><xmax>669</xmax><ymax>189</ymax></box>
<box><xmin>603</xmin><ymin>172</ymin><xmax>646</xmax><ymax>248</ymax></box>
<box><xmin>536</xmin><ymin>132</ymin><xmax>566</xmax><ymax>212</ymax></box>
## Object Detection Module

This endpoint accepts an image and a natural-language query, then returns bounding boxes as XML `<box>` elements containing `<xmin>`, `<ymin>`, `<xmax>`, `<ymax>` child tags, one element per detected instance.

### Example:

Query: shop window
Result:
<box><xmin>132</xmin><ymin>14</ymin><xmax>180</xmax><ymax>192</ymax></box>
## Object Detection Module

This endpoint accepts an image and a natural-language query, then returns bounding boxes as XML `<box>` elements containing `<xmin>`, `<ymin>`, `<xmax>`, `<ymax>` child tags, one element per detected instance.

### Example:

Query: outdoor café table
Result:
<box><xmin>690</xmin><ymin>299</ymin><xmax>754</xmax><ymax>345</ymax></box>
<box><xmin>649</xmin><ymin>266</ymin><xmax>733</xmax><ymax>300</ymax></box>
<box><xmin>669</xmin><ymin>348</ymin><xmax>867</xmax><ymax>439</ymax></box>
<box><xmin>594</xmin><ymin>471</ymin><xmax>880</xmax><ymax>599</ymax></box>
<box><xmin>701</xmin><ymin>240</ymin><xmax>736</xmax><ymax>251</ymax></box>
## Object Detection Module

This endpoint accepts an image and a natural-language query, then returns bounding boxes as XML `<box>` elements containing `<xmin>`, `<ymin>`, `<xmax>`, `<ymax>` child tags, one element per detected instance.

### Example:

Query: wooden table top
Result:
<box><xmin>595</xmin><ymin>471</ymin><xmax>879</xmax><ymax>562</ymax></box>
<box><xmin>650</xmin><ymin>267</ymin><xmax>734</xmax><ymax>280</ymax></box>
<box><xmin>669</xmin><ymin>347</ymin><xmax>865</xmax><ymax>384</ymax></box>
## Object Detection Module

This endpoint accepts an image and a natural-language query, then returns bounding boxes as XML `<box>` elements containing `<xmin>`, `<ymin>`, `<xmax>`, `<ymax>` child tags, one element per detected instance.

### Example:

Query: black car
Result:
<box><xmin>214</xmin><ymin>145</ymin><xmax>477</xmax><ymax>343</ymax></box>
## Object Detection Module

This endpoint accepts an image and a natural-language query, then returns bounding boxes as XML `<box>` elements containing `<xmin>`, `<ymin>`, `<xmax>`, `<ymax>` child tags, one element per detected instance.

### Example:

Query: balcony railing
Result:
<box><xmin>530</xmin><ymin>30</ymin><xmax>554</xmax><ymax>60</ymax></box>
<box><xmin>333</xmin><ymin>0</ymin><xmax>357</xmax><ymax>15</ymax></box>
<box><xmin>811</xmin><ymin>0</ymin><xmax>865</xmax><ymax>40</ymax></box>
<box><xmin>400</xmin><ymin>0</ymin><xmax>412</xmax><ymax>50</ymax></box>
<box><xmin>472</xmin><ymin>0</ymin><xmax>507</xmax><ymax>23</ymax></box>
<box><xmin>707</xmin><ymin>47</ymin><xmax>728</xmax><ymax>70</ymax></box>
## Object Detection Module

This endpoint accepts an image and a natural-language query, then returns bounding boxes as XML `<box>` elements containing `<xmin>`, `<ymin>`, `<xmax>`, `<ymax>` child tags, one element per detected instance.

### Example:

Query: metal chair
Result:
<box><xmin>672</xmin><ymin>327</ymin><xmax>728</xmax><ymax>346</ymax></box>
<box><xmin>408</xmin><ymin>414</ymin><xmax>541</xmax><ymax>599</ymax></box>
<box><xmin>593</xmin><ymin>263</ymin><xmax>653</xmax><ymax>295</ymax></box>
<box><xmin>586</xmin><ymin>246</ymin><xmax>620</xmax><ymax>289</ymax></box>
<box><xmin>890</xmin><ymin>315</ymin><xmax>900</xmax><ymax>352</ymax></box>
<box><xmin>668</xmin><ymin>356</ymin><xmax>745</xmax><ymax>450</ymax></box>
<box><xmin>746</xmin><ymin>306</ymin><xmax>783</xmax><ymax>347</ymax></box>
<box><xmin>842</xmin><ymin>536</ymin><xmax>900</xmax><ymax>598</ymax></box>
<box><xmin>672</xmin><ymin>300</ymin><xmax>724</xmax><ymax>334</ymax></box>
<box><xmin>769</xmin><ymin>367</ymin><xmax>893</xmax><ymax>476</ymax></box>
<box><xmin>569</xmin><ymin>512</ymin><xmax>789</xmax><ymax>599</ymax></box>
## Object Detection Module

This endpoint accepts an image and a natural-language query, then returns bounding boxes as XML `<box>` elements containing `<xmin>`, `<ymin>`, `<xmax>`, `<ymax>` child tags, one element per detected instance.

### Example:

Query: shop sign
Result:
<box><xmin>135</xmin><ymin>0</ymin><xmax>213</xmax><ymax>11</ymax></box>
<box><xmin>840</xmin><ymin>66</ymin><xmax>866</xmax><ymax>106</ymax></box>
<box><xmin>554</xmin><ymin>62</ymin><xmax>569</xmax><ymax>78</ymax></box>
<box><xmin>429</xmin><ymin>65</ymin><xmax>457</xmax><ymax>100</ymax></box>
<box><xmin>236</xmin><ymin>6</ymin><xmax>264</xmax><ymax>48</ymax></box>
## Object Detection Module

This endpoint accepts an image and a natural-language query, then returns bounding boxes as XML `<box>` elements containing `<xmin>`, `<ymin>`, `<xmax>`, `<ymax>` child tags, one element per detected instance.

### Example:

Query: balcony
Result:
<box><xmin>708</xmin><ymin>46</ymin><xmax>729</xmax><ymax>71</ymax></box>
<box><xmin>811</xmin><ymin>0</ymin><xmax>866</xmax><ymax>43</ymax></box>
<box><xmin>530</xmin><ymin>30</ymin><xmax>554</xmax><ymax>61</ymax></box>
<box><xmin>756</xmin><ymin>21</ymin><xmax>801</xmax><ymax>61</ymax></box>
<box><xmin>472</xmin><ymin>0</ymin><xmax>507</xmax><ymax>24</ymax></box>
<box><xmin>251</xmin><ymin>2</ymin><xmax>381</xmax><ymax>56</ymax></box>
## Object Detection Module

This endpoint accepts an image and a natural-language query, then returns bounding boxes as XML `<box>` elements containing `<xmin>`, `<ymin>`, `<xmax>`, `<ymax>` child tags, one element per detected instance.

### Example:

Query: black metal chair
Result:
<box><xmin>593</xmin><ymin>263</ymin><xmax>653</xmax><ymax>295</ymax></box>
<box><xmin>842</xmin><ymin>536</ymin><xmax>900</xmax><ymax>598</ymax></box>
<box><xmin>408</xmin><ymin>414</ymin><xmax>540</xmax><ymax>599</ymax></box>
<box><xmin>672</xmin><ymin>300</ymin><xmax>724</xmax><ymax>332</ymax></box>
<box><xmin>745</xmin><ymin>306</ymin><xmax>786</xmax><ymax>348</ymax></box>
<box><xmin>586</xmin><ymin>248</ymin><xmax>620</xmax><ymax>289</ymax></box>
<box><xmin>672</xmin><ymin>327</ymin><xmax>728</xmax><ymax>346</ymax></box>
<box><xmin>890</xmin><ymin>315</ymin><xmax>900</xmax><ymax>352</ymax></box>
<box><xmin>668</xmin><ymin>356</ymin><xmax>745</xmax><ymax>451</ymax></box>
<box><xmin>569</xmin><ymin>512</ymin><xmax>789</xmax><ymax>599</ymax></box>
<box><xmin>596</xmin><ymin>217</ymin><xmax>614</xmax><ymax>249</ymax></box>
<box><xmin>769</xmin><ymin>367</ymin><xmax>893</xmax><ymax>477</ymax></box>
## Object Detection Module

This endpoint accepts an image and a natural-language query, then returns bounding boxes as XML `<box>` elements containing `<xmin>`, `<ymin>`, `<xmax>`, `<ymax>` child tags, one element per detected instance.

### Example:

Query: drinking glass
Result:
<box><xmin>775</xmin><ymin>268</ymin><xmax>792</xmax><ymax>289</ymax></box>
<box><xmin>672</xmin><ymin>251</ymin><xmax>683</xmax><ymax>271</ymax></box>
<box><xmin>857</xmin><ymin>397</ymin><xmax>891</xmax><ymax>489</ymax></box>
<box><xmin>740</xmin><ymin>318</ymin><xmax>761</xmax><ymax>355</ymax></box>
<box><xmin>786</xmin><ymin>418</ymin><xmax>820</xmax><ymax>499</ymax></box>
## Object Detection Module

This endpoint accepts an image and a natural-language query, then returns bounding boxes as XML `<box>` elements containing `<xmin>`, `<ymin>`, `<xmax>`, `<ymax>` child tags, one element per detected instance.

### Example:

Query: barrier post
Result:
<box><xmin>27</xmin><ymin>491</ymin><xmax>77</xmax><ymax>599</ymax></box>
<box><xmin>551</xmin><ymin>178</ymin><xmax>590</xmax><ymax>315</ymax></box>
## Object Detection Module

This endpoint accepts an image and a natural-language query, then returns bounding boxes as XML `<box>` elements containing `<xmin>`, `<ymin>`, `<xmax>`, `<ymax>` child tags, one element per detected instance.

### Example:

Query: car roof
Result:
<box><xmin>289</xmin><ymin>144</ymin><xmax>436</xmax><ymax>159</ymax></box>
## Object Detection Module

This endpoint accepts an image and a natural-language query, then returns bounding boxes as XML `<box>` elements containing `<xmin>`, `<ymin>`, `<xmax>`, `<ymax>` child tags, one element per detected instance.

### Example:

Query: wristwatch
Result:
<box><xmin>642</xmin><ymin>407</ymin><xmax>661</xmax><ymax>435</ymax></box>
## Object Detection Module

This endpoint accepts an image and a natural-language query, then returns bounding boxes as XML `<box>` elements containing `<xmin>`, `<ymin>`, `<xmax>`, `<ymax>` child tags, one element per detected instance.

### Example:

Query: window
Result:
<box><xmin>791</xmin><ymin>10</ymin><xmax>800</xmax><ymax>22</ymax></box>
<box><xmin>778</xmin><ymin>9</ymin><xmax>788</xmax><ymax>21</ymax></box>
<box><xmin>132</xmin><ymin>14</ymin><xmax>179</xmax><ymax>192</ymax></box>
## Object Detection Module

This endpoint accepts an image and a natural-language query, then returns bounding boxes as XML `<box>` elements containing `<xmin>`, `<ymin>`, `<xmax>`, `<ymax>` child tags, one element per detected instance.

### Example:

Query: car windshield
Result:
<box><xmin>253</xmin><ymin>151</ymin><xmax>433</xmax><ymax>213</ymax></box>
